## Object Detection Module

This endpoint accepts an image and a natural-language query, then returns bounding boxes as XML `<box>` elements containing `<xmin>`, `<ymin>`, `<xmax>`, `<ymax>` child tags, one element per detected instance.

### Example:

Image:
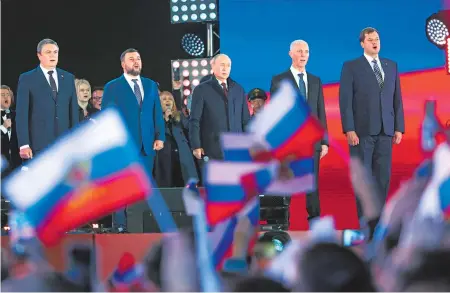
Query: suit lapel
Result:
<box><xmin>380</xmin><ymin>58</ymin><xmax>390</xmax><ymax>91</ymax></box>
<box><xmin>359</xmin><ymin>56</ymin><xmax>381</xmax><ymax>89</ymax></box>
<box><xmin>56</xmin><ymin>69</ymin><xmax>64</xmax><ymax>98</ymax></box>
<box><xmin>120</xmin><ymin>75</ymin><xmax>141</xmax><ymax>107</ymax></box>
<box><xmin>35</xmin><ymin>67</ymin><xmax>56</xmax><ymax>103</ymax></box>
<box><xmin>306</xmin><ymin>73</ymin><xmax>317</xmax><ymax>107</ymax></box>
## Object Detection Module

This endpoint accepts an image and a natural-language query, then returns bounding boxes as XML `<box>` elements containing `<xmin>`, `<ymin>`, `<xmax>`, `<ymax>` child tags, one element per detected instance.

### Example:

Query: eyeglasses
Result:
<box><xmin>92</xmin><ymin>96</ymin><xmax>103</xmax><ymax>100</ymax></box>
<box><xmin>1</xmin><ymin>93</ymin><xmax>11</xmax><ymax>97</ymax></box>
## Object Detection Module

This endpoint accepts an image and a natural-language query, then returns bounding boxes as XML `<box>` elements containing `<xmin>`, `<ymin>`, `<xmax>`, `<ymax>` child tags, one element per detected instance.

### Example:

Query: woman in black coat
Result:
<box><xmin>153</xmin><ymin>91</ymin><xmax>198</xmax><ymax>187</ymax></box>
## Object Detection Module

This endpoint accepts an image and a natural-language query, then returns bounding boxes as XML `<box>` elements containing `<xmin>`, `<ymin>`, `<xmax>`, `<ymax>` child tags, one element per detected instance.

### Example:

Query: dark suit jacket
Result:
<box><xmin>15</xmin><ymin>67</ymin><xmax>79</xmax><ymax>153</ymax></box>
<box><xmin>270</xmin><ymin>70</ymin><xmax>329</xmax><ymax>151</ymax></box>
<box><xmin>189</xmin><ymin>77</ymin><xmax>251</xmax><ymax>159</ymax></box>
<box><xmin>1</xmin><ymin>109</ymin><xmax>21</xmax><ymax>173</ymax></box>
<box><xmin>102</xmin><ymin>75</ymin><xmax>165</xmax><ymax>156</ymax></box>
<box><xmin>339</xmin><ymin>56</ymin><xmax>405</xmax><ymax>136</ymax></box>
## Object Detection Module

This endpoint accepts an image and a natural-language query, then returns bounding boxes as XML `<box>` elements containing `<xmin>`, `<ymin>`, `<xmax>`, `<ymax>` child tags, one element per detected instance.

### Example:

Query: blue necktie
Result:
<box><xmin>132</xmin><ymin>79</ymin><xmax>142</xmax><ymax>106</ymax></box>
<box><xmin>298</xmin><ymin>73</ymin><xmax>307</xmax><ymax>100</ymax></box>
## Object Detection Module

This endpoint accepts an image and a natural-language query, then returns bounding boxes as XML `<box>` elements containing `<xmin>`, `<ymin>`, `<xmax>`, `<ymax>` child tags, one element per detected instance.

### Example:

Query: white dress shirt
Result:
<box><xmin>364</xmin><ymin>53</ymin><xmax>385</xmax><ymax>80</ymax></box>
<box><xmin>124</xmin><ymin>74</ymin><xmax>144</xmax><ymax>100</ymax></box>
<box><xmin>216</xmin><ymin>78</ymin><xmax>227</xmax><ymax>89</ymax></box>
<box><xmin>40</xmin><ymin>65</ymin><xmax>59</xmax><ymax>91</ymax></box>
<box><xmin>1</xmin><ymin>110</ymin><xmax>11</xmax><ymax>139</ymax></box>
<box><xmin>290</xmin><ymin>66</ymin><xmax>308</xmax><ymax>98</ymax></box>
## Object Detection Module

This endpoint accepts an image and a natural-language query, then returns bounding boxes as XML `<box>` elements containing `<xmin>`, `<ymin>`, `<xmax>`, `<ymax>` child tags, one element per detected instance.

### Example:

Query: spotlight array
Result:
<box><xmin>426</xmin><ymin>10</ymin><xmax>450</xmax><ymax>49</ymax></box>
<box><xmin>181</xmin><ymin>33</ymin><xmax>205</xmax><ymax>56</ymax></box>
<box><xmin>170</xmin><ymin>0</ymin><xmax>218</xmax><ymax>24</ymax></box>
<box><xmin>171</xmin><ymin>57</ymin><xmax>213</xmax><ymax>103</ymax></box>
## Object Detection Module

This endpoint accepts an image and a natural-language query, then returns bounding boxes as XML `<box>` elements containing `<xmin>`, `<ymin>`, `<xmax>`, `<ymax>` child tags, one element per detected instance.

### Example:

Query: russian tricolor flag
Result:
<box><xmin>221</xmin><ymin>133</ymin><xmax>316</xmax><ymax>195</ymax></box>
<box><xmin>204</xmin><ymin>160</ymin><xmax>275</xmax><ymax>224</ymax></box>
<box><xmin>3</xmin><ymin>109</ymin><xmax>152</xmax><ymax>245</ymax></box>
<box><xmin>209</xmin><ymin>196</ymin><xmax>260</xmax><ymax>269</ymax></box>
<box><xmin>247</xmin><ymin>81</ymin><xmax>325</xmax><ymax>161</ymax></box>
<box><xmin>416</xmin><ymin>142</ymin><xmax>450</xmax><ymax>221</ymax></box>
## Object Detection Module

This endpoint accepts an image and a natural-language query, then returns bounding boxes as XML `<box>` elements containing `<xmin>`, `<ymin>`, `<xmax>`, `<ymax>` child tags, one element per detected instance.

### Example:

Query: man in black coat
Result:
<box><xmin>189</xmin><ymin>54</ymin><xmax>251</xmax><ymax>161</ymax></box>
<box><xmin>270</xmin><ymin>40</ymin><xmax>329</xmax><ymax>223</ymax></box>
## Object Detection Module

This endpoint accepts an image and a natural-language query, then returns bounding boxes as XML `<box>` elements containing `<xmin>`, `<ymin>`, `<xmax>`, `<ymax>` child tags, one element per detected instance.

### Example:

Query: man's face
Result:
<box><xmin>289</xmin><ymin>42</ymin><xmax>309</xmax><ymax>70</ymax></box>
<box><xmin>212</xmin><ymin>55</ymin><xmax>231</xmax><ymax>81</ymax></box>
<box><xmin>122</xmin><ymin>52</ymin><xmax>142</xmax><ymax>76</ymax></box>
<box><xmin>361</xmin><ymin>31</ymin><xmax>380</xmax><ymax>56</ymax></box>
<box><xmin>1</xmin><ymin>89</ymin><xmax>12</xmax><ymax>109</ymax></box>
<box><xmin>250</xmin><ymin>98</ymin><xmax>265</xmax><ymax>114</ymax></box>
<box><xmin>92</xmin><ymin>90</ymin><xmax>103</xmax><ymax>110</ymax></box>
<box><xmin>37</xmin><ymin>44</ymin><xmax>59</xmax><ymax>69</ymax></box>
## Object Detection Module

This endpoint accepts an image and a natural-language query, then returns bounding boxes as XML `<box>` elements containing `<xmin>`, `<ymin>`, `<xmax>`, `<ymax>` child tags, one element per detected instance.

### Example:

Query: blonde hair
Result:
<box><xmin>0</xmin><ymin>85</ymin><xmax>15</xmax><ymax>105</ymax></box>
<box><xmin>160</xmin><ymin>91</ymin><xmax>181</xmax><ymax>122</ymax></box>
<box><xmin>75</xmin><ymin>79</ymin><xmax>91</xmax><ymax>100</ymax></box>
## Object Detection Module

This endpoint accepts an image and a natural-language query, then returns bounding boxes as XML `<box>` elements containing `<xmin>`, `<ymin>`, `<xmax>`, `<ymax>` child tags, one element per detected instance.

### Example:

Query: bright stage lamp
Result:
<box><xmin>446</xmin><ymin>37</ymin><xmax>450</xmax><ymax>74</ymax></box>
<box><xmin>181</xmin><ymin>33</ymin><xmax>205</xmax><ymax>57</ymax></box>
<box><xmin>426</xmin><ymin>10</ymin><xmax>450</xmax><ymax>49</ymax></box>
<box><xmin>171</xmin><ymin>0</ymin><xmax>218</xmax><ymax>24</ymax></box>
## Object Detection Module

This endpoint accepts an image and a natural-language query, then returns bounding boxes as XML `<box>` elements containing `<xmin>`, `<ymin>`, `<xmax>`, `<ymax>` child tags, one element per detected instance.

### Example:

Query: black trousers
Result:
<box><xmin>286</xmin><ymin>150</ymin><xmax>321</xmax><ymax>221</ymax></box>
<box><xmin>349</xmin><ymin>134</ymin><xmax>393</xmax><ymax>218</ymax></box>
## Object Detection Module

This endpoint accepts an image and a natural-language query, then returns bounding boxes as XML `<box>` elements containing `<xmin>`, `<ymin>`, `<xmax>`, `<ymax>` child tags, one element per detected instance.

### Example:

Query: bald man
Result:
<box><xmin>189</xmin><ymin>54</ymin><xmax>250</xmax><ymax>161</ymax></box>
<box><xmin>270</xmin><ymin>40</ymin><xmax>329</xmax><ymax>225</ymax></box>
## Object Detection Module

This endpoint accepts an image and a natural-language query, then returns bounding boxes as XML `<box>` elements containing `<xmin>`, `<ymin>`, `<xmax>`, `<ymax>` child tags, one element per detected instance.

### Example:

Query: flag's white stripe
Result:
<box><xmin>5</xmin><ymin>109</ymin><xmax>128</xmax><ymax>209</ymax></box>
<box><xmin>265</xmin><ymin>173</ymin><xmax>314</xmax><ymax>195</ymax></box>
<box><xmin>416</xmin><ymin>143</ymin><xmax>450</xmax><ymax>220</ymax></box>
<box><xmin>206</xmin><ymin>160</ymin><xmax>272</xmax><ymax>185</ymax></box>
<box><xmin>221</xmin><ymin>133</ymin><xmax>256</xmax><ymax>150</ymax></box>
<box><xmin>248</xmin><ymin>81</ymin><xmax>296</xmax><ymax>138</ymax></box>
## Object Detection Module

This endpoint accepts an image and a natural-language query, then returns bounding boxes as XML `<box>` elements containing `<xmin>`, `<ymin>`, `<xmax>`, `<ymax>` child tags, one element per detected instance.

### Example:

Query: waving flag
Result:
<box><xmin>204</xmin><ymin>160</ymin><xmax>275</xmax><ymax>224</ymax></box>
<box><xmin>247</xmin><ymin>81</ymin><xmax>324</xmax><ymax>161</ymax></box>
<box><xmin>416</xmin><ymin>142</ymin><xmax>450</xmax><ymax>221</ymax></box>
<box><xmin>3</xmin><ymin>108</ymin><xmax>152</xmax><ymax>245</ymax></box>
<box><xmin>221</xmin><ymin>133</ymin><xmax>273</xmax><ymax>162</ymax></box>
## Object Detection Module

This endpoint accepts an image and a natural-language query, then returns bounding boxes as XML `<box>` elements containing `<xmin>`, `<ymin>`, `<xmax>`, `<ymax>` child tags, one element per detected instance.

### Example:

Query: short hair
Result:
<box><xmin>120</xmin><ymin>48</ymin><xmax>139</xmax><ymax>62</ymax></box>
<box><xmin>1</xmin><ymin>85</ymin><xmax>15</xmax><ymax>105</ymax></box>
<box><xmin>91</xmin><ymin>86</ymin><xmax>104</xmax><ymax>93</ymax></box>
<box><xmin>37</xmin><ymin>38</ymin><xmax>58</xmax><ymax>53</ymax></box>
<box><xmin>211</xmin><ymin>53</ymin><xmax>231</xmax><ymax>65</ymax></box>
<box><xmin>289</xmin><ymin>39</ymin><xmax>309</xmax><ymax>51</ymax></box>
<box><xmin>359</xmin><ymin>27</ymin><xmax>379</xmax><ymax>42</ymax></box>
<box><xmin>75</xmin><ymin>79</ymin><xmax>91</xmax><ymax>96</ymax></box>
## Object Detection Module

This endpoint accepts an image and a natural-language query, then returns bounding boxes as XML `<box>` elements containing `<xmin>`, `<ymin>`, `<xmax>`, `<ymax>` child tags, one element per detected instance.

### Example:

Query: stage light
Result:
<box><xmin>426</xmin><ymin>10</ymin><xmax>450</xmax><ymax>49</ymax></box>
<box><xmin>171</xmin><ymin>57</ymin><xmax>213</xmax><ymax>103</ymax></box>
<box><xmin>181</xmin><ymin>33</ymin><xmax>205</xmax><ymax>57</ymax></box>
<box><xmin>170</xmin><ymin>0</ymin><xmax>218</xmax><ymax>24</ymax></box>
<box><xmin>446</xmin><ymin>37</ymin><xmax>450</xmax><ymax>74</ymax></box>
<box><xmin>3</xmin><ymin>225</ymin><xmax>10</xmax><ymax>231</ymax></box>
<box><xmin>92</xmin><ymin>223</ymin><xmax>99</xmax><ymax>229</ymax></box>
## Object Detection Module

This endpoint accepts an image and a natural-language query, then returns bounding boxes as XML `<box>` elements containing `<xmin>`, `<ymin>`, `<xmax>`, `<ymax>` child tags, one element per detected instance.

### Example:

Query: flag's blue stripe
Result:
<box><xmin>414</xmin><ymin>159</ymin><xmax>433</xmax><ymax>178</ymax></box>
<box><xmin>254</xmin><ymin>168</ymin><xmax>273</xmax><ymax>191</ymax></box>
<box><xmin>290</xmin><ymin>157</ymin><xmax>314</xmax><ymax>177</ymax></box>
<box><xmin>265</xmin><ymin>99</ymin><xmax>309</xmax><ymax>149</ymax></box>
<box><xmin>213</xmin><ymin>217</ymin><xmax>237</xmax><ymax>267</ymax></box>
<box><xmin>205</xmin><ymin>185</ymin><xmax>245</xmax><ymax>202</ymax></box>
<box><xmin>25</xmin><ymin>182</ymin><xmax>72</xmax><ymax>227</ymax></box>
<box><xmin>248</xmin><ymin>200</ymin><xmax>260</xmax><ymax>226</ymax></box>
<box><xmin>439</xmin><ymin>177</ymin><xmax>450</xmax><ymax>210</ymax></box>
<box><xmin>222</xmin><ymin>149</ymin><xmax>253</xmax><ymax>162</ymax></box>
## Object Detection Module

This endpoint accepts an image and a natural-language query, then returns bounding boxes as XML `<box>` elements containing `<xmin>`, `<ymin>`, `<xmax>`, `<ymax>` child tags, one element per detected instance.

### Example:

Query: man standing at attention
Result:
<box><xmin>270</xmin><ymin>40</ymin><xmax>329</xmax><ymax>224</ymax></box>
<box><xmin>16</xmin><ymin>38</ymin><xmax>79</xmax><ymax>159</ymax></box>
<box><xmin>102</xmin><ymin>48</ymin><xmax>165</xmax><ymax>231</ymax></box>
<box><xmin>339</xmin><ymin>27</ymin><xmax>405</xmax><ymax>222</ymax></box>
<box><xmin>189</xmin><ymin>54</ymin><xmax>250</xmax><ymax>161</ymax></box>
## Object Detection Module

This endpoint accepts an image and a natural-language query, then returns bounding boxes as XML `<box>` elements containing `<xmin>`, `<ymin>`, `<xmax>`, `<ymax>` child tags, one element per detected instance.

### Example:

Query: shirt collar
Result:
<box><xmin>124</xmin><ymin>73</ymin><xmax>141</xmax><ymax>84</ymax></box>
<box><xmin>290</xmin><ymin>66</ymin><xmax>307</xmax><ymax>78</ymax></box>
<box><xmin>364</xmin><ymin>53</ymin><xmax>380</xmax><ymax>64</ymax></box>
<box><xmin>40</xmin><ymin>64</ymin><xmax>56</xmax><ymax>75</ymax></box>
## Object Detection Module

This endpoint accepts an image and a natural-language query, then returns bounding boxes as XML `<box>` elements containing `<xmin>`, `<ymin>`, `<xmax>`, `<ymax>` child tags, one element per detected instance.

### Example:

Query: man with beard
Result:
<box><xmin>189</xmin><ymin>54</ymin><xmax>250</xmax><ymax>162</ymax></box>
<box><xmin>102</xmin><ymin>48</ymin><xmax>165</xmax><ymax>231</ymax></box>
<box><xmin>15</xmin><ymin>38</ymin><xmax>79</xmax><ymax>159</ymax></box>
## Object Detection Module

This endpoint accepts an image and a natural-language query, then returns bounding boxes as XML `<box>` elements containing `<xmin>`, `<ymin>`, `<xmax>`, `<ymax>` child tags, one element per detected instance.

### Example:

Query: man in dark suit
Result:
<box><xmin>189</xmin><ymin>54</ymin><xmax>251</xmax><ymax>161</ymax></box>
<box><xmin>270</xmin><ymin>40</ymin><xmax>329</xmax><ymax>223</ymax></box>
<box><xmin>1</xmin><ymin>86</ymin><xmax>21</xmax><ymax>176</ymax></box>
<box><xmin>339</xmin><ymin>27</ymin><xmax>405</xmax><ymax>219</ymax></box>
<box><xmin>15</xmin><ymin>38</ymin><xmax>79</xmax><ymax>160</ymax></box>
<box><xmin>102</xmin><ymin>48</ymin><xmax>165</xmax><ymax>231</ymax></box>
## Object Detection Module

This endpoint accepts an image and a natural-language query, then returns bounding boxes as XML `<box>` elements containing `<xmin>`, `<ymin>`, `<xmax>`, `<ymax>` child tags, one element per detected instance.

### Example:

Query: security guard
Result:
<box><xmin>247</xmin><ymin>88</ymin><xmax>268</xmax><ymax>116</ymax></box>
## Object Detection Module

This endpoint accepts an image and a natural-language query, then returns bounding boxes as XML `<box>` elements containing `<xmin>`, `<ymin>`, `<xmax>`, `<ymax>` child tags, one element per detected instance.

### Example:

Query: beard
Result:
<box><xmin>126</xmin><ymin>66</ymin><xmax>141</xmax><ymax>76</ymax></box>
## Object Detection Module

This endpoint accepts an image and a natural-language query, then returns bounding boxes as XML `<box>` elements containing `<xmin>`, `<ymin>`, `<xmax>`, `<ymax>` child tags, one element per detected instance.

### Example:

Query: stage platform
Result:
<box><xmin>1</xmin><ymin>231</ymin><xmax>315</xmax><ymax>281</ymax></box>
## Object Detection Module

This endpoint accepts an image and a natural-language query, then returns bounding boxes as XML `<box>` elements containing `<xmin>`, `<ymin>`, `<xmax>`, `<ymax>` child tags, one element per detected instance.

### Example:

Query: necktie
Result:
<box><xmin>372</xmin><ymin>59</ymin><xmax>384</xmax><ymax>88</ymax></box>
<box><xmin>298</xmin><ymin>73</ymin><xmax>307</xmax><ymax>100</ymax></box>
<box><xmin>221</xmin><ymin>82</ymin><xmax>228</xmax><ymax>97</ymax></box>
<box><xmin>132</xmin><ymin>79</ymin><xmax>142</xmax><ymax>106</ymax></box>
<box><xmin>47</xmin><ymin>70</ymin><xmax>58</xmax><ymax>99</ymax></box>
